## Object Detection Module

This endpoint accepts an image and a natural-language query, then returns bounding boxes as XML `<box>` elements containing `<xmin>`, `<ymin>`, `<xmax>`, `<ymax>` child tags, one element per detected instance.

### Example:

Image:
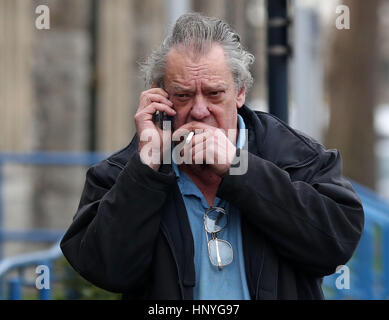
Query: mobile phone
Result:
<box><xmin>153</xmin><ymin>110</ymin><xmax>174</xmax><ymax>130</ymax></box>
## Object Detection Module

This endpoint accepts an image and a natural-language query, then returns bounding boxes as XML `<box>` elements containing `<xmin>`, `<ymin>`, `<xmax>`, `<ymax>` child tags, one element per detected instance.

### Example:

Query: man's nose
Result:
<box><xmin>190</xmin><ymin>95</ymin><xmax>210</xmax><ymax>120</ymax></box>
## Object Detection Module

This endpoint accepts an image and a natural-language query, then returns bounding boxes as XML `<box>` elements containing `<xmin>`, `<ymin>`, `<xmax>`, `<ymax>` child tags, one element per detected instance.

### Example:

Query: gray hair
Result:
<box><xmin>139</xmin><ymin>12</ymin><xmax>255</xmax><ymax>92</ymax></box>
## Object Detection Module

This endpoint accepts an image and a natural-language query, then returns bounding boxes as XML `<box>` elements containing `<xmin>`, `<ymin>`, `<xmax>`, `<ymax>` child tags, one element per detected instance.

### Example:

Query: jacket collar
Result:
<box><xmin>238</xmin><ymin>105</ymin><xmax>318</xmax><ymax>169</ymax></box>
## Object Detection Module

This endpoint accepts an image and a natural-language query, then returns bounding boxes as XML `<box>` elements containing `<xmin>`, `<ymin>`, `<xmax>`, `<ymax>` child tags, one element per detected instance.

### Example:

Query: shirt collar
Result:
<box><xmin>236</xmin><ymin>114</ymin><xmax>246</xmax><ymax>149</ymax></box>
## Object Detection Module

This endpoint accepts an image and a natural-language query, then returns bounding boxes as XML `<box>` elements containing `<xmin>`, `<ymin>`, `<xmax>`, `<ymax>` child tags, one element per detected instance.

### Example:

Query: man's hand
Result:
<box><xmin>172</xmin><ymin>122</ymin><xmax>237</xmax><ymax>177</ymax></box>
<box><xmin>134</xmin><ymin>88</ymin><xmax>176</xmax><ymax>170</ymax></box>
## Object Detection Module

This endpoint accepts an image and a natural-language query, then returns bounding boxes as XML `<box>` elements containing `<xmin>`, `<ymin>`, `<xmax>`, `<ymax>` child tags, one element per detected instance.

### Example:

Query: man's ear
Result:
<box><xmin>236</xmin><ymin>86</ymin><xmax>246</xmax><ymax>108</ymax></box>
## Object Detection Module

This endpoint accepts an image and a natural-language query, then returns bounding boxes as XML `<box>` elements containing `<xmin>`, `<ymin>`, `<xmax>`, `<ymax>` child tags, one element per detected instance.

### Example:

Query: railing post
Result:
<box><xmin>383</xmin><ymin>225</ymin><xmax>389</xmax><ymax>299</ymax></box>
<box><xmin>36</xmin><ymin>260</ymin><xmax>52</xmax><ymax>300</ymax></box>
<box><xmin>8</xmin><ymin>277</ymin><xmax>22</xmax><ymax>300</ymax></box>
<box><xmin>0</xmin><ymin>276</ymin><xmax>4</xmax><ymax>300</ymax></box>
<box><xmin>0</xmin><ymin>161</ymin><xmax>4</xmax><ymax>260</ymax></box>
<box><xmin>38</xmin><ymin>285</ymin><xmax>51</xmax><ymax>300</ymax></box>
<box><xmin>355</xmin><ymin>223</ymin><xmax>374</xmax><ymax>299</ymax></box>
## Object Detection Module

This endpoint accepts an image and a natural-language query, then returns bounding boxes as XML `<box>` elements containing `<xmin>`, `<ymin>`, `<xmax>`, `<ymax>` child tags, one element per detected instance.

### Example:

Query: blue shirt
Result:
<box><xmin>172</xmin><ymin>115</ymin><xmax>251</xmax><ymax>300</ymax></box>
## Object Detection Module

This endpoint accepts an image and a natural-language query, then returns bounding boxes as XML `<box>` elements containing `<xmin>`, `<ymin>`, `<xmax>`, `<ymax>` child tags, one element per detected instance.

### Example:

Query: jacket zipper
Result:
<box><xmin>160</xmin><ymin>224</ymin><xmax>185</xmax><ymax>299</ymax></box>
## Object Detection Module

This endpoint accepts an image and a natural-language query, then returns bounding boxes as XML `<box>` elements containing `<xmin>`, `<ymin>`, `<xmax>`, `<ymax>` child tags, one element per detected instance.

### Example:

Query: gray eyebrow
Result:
<box><xmin>203</xmin><ymin>84</ymin><xmax>228</xmax><ymax>91</ymax></box>
<box><xmin>174</xmin><ymin>84</ymin><xmax>228</xmax><ymax>91</ymax></box>
<box><xmin>172</xmin><ymin>85</ymin><xmax>194</xmax><ymax>91</ymax></box>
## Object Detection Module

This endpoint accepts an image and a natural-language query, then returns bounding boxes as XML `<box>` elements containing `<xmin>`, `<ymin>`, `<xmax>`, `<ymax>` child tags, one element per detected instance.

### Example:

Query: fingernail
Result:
<box><xmin>185</xmin><ymin>131</ymin><xmax>194</xmax><ymax>144</ymax></box>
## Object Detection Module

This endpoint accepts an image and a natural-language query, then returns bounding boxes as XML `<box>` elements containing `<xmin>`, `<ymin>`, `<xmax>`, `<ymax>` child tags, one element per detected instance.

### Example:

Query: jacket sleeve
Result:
<box><xmin>217</xmin><ymin>146</ymin><xmax>365</xmax><ymax>277</ymax></box>
<box><xmin>60</xmin><ymin>152</ymin><xmax>176</xmax><ymax>293</ymax></box>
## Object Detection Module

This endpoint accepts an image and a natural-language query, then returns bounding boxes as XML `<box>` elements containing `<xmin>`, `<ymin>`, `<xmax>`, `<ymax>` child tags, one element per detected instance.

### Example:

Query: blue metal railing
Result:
<box><xmin>0</xmin><ymin>152</ymin><xmax>389</xmax><ymax>299</ymax></box>
<box><xmin>0</xmin><ymin>151</ymin><xmax>106</xmax><ymax>299</ymax></box>
<box><xmin>323</xmin><ymin>182</ymin><xmax>389</xmax><ymax>299</ymax></box>
<box><xmin>0</xmin><ymin>241</ymin><xmax>62</xmax><ymax>299</ymax></box>
<box><xmin>0</xmin><ymin>152</ymin><xmax>106</xmax><ymax>257</ymax></box>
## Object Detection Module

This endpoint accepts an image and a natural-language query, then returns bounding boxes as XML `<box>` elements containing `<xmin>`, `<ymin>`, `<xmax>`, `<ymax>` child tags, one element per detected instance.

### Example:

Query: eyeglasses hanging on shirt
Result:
<box><xmin>203</xmin><ymin>207</ymin><xmax>234</xmax><ymax>270</ymax></box>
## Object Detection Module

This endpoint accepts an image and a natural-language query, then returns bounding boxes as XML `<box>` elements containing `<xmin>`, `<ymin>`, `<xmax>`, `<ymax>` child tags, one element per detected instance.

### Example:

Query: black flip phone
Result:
<box><xmin>153</xmin><ymin>110</ymin><xmax>174</xmax><ymax>130</ymax></box>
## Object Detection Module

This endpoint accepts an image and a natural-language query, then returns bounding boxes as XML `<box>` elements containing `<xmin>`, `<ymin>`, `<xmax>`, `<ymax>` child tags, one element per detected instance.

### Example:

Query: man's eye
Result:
<box><xmin>209</xmin><ymin>91</ymin><xmax>221</xmax><ymax>96</ymax></box>
<box><xmin>176</xmin><ymin>94</ymin><xmax>190</xmax><ymax>99</ymax></box>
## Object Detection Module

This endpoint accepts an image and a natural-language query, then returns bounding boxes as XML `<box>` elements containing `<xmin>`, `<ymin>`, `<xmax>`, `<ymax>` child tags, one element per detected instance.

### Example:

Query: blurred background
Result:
<box><xmin>0</xmin><ymin>0</ymin><xmax>388</xmax><ymax>299</ymax></box>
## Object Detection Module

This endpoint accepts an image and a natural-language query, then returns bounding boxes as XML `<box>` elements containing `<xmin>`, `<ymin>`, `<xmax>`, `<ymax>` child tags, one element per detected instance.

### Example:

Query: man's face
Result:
<box><xmin>163</xmin><ymin>44</ymin><xmax>246</xmax><ymax>133</ymax></box>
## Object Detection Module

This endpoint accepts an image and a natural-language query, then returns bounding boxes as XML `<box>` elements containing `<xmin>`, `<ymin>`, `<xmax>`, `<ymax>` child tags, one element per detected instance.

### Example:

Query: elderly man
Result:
<box><xmin>61</xmin><ymin>13</ymin><xmax>364</xmax><ymax>300</ymax></box>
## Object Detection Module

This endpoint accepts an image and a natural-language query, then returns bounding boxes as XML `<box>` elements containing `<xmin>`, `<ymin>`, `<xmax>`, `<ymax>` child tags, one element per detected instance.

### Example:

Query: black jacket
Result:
<box><xmin>60</xmin><ymin>105</ymin><xmax>364</xmax><ymax>299</ymax></box>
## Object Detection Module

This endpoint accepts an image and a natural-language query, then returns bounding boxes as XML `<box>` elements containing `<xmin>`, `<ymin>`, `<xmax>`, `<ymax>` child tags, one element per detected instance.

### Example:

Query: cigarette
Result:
<box><xmin>185</xmin><ymin>131</ymin><xmax>195</xmax><ymax>144</ymax></box>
